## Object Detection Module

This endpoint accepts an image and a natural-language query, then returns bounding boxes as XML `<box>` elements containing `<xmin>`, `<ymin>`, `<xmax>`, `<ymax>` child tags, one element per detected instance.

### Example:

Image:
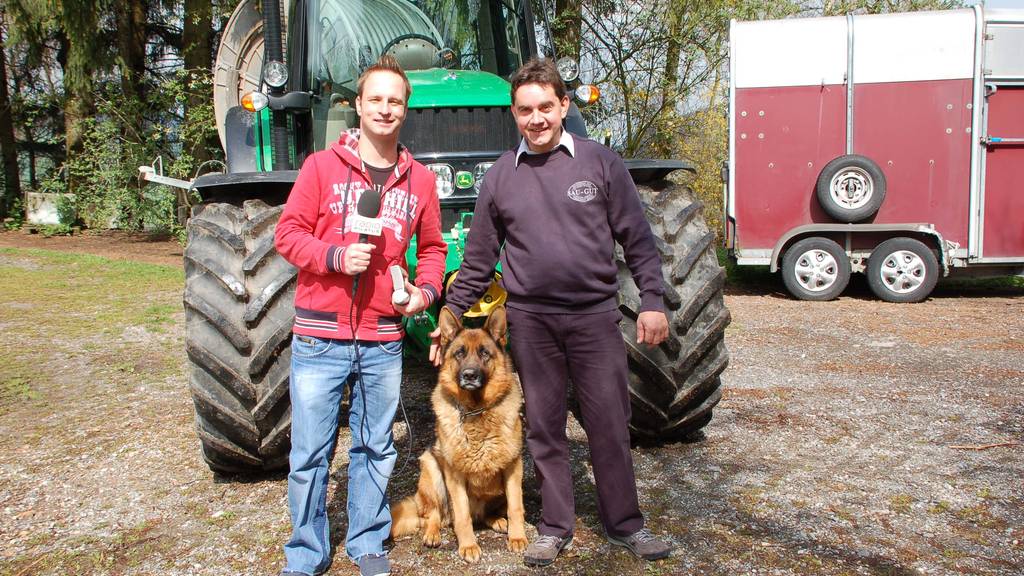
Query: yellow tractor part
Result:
<box><xmin>446</xmin><ymin>271</ymin><xmax>506</xmax><ymax>318</ymax></box>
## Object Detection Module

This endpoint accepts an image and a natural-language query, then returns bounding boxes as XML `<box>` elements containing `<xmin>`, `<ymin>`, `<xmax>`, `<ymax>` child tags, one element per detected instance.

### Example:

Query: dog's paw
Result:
<box><xmin>458</xmin><ymin>542</ymin><xmax>482</xmax><ymax>563</ymax></box>
<box><xmin>422</xmin><ymin>527</ymin><xmax>442</xmax><ymax>548</ymax></box>
<box><xmin>507</xmin><ymin>535</ymin><xmax>528</xmax><ymax>552</ymax></box>
<box><xmin>489</xmin><ymin>517</ymin><xmax>508</xmax><ymax>533</ymax></box>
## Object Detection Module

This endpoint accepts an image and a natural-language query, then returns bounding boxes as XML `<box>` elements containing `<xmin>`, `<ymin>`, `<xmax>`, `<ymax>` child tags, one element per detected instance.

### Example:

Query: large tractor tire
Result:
<box><xmin>184</xmin><ymin>200</ymin><xmax>297</xmax><ymax>473</ymax></box>
<box><xmin>618</xmin><ymin>181</ymin><xmax>730</xmax><ymax>442</ymax></box>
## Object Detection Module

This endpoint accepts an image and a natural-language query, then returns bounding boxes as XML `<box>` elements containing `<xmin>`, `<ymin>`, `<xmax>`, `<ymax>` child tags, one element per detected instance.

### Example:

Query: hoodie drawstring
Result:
<box><xmin>339</xmin><ymin>151</ymin><xmax>414</xmax><ymax>245</ymax></box>
<box><xmin>341</xmin><ymin>162</ymin><xmax>353</xmax><ymax>234</ymax></box>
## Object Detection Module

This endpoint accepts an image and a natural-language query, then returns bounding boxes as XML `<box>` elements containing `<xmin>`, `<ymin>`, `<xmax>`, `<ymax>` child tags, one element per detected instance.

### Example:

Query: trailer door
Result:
<box><xmin>980</xmin><ymin>20</ymin><xmax>1024</xmax><ymax>260</ymax></box>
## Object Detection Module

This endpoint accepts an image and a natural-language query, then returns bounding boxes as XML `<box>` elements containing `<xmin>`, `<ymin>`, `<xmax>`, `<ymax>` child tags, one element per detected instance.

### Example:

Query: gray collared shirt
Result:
<box><xmin>514</xmin><ymin>128</ymin><xmax>576</xmax><ymax>167</ymax></box>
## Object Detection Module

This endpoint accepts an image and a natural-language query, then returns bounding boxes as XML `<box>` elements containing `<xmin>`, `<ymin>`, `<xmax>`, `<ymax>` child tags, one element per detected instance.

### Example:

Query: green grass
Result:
<box><xmin>937</xmin><ymin>275</ymin><xmax>1024</xmax><ymax>290</ymax></box>
<box><xmin>0</xmin><ymin>248</ymin><xmax>182</xmax><ymax>339</ymax></box>
<box><xmin>0</xmin><ymin>373</ymin><xmax>39</xmax><ymax>412</ymax></box>
<box><xmin>0</xmin><ymin>347</ymin><xmax>47</xmax><ymax>414</ymax></box>
<box><xmin>0</xmin><ymin>248</ymin><xmax>184</xmax><ymax>413</ymax></box>
<box><xmin>142</xmin><ymin>303</ymin><xmax>179</xmax><ymax>332</ymax></box>
<box><xmin>0</xmin><ymin>519</ymin><xmax>174</xmax><ymax>576</ymax></box>
<box><xmin>717</xmin><ymin>246</ymin><xmax>776</xmax><ymax>288</ymax></box>
<box><xmin>889</xmin><ymin>494</ymin><xmax>915</xmax><ymax>514</ymax></box>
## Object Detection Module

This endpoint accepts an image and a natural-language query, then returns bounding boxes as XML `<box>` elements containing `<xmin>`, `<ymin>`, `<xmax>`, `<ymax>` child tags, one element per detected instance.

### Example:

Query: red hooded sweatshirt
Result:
<box><xmin>274</xmin><ymin>129</ymin><xmax>447</xmax><ymax>341</ymax></box>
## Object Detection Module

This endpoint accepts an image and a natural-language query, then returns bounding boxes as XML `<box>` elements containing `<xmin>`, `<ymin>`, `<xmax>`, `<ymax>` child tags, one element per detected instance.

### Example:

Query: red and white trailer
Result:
<box><xmin>725</xmin><ymin>6</ymin><xmax>1024</xmax><ymax>302</ymax></box>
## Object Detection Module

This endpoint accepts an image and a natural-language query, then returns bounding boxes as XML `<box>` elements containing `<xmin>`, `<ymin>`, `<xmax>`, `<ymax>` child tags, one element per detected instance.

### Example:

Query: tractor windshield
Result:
<box><xmin>306</xmin><ymin>0</ymin><xmax>532</xmax><ymax>149</ymax></box>
<box><xmin>313</xmin><ymin>0</ymin><xmax>529</xmax><ymax>91</ymax></box>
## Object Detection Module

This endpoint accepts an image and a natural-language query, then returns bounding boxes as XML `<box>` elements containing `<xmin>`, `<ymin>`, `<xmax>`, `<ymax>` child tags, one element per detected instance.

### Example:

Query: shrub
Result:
<box><xmin>62</xmin><ymin>71</ymin><xmax>219</xmax><ymax>238</ymax></box>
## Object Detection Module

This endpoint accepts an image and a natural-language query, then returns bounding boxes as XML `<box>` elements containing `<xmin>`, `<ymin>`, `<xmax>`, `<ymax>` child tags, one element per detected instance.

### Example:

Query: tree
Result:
<box><xmin>181</xmin><ymin>0</ymin><xmax>214</xmax><ymax>166</ymax></box>
<box><xmin>59</xmin><ymin>0</ymin><xmax>102</xmax><ymax>171</ymax></box>
<box><xmin>5</xmin><ymin>0</ymin><xmax>65</xmax><ymax>191</ymax></box>
<box><xmin>0</xmin><ymin>8</ymin><xmax>21</xmax><ymax>218</ymax></box>
<box><xmin>115</xmin><ymin>0</ymin><xmax>149</xmax><ymax>104</ymax></box>
<box><xmin>578</xmin><ymin>0</ymin><xmax>782</xmax><ymax>157</ymax></box>
<box><xmin>551</xmin><ymin>0</ymin><xmax>582</xmax><ymax>60</ymax></box>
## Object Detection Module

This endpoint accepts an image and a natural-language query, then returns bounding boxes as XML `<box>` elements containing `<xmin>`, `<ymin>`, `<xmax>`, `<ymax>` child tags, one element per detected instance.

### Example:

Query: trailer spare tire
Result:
<box><xmin>184</xmin><ymin>200</ymin><xmax>296</xmax><ymax>473</ymax></box>
<box><xmin>816</xmin><ymin>155</ymin><xmax>886</xmax><ymax>223</ymax></box>
<box><xmin>618</xmin><ymin>181</ymin><xmax>730</xmax><ymax>442</ymax></box>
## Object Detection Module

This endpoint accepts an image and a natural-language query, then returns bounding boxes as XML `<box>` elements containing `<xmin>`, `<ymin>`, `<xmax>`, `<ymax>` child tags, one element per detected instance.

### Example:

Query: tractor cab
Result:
<box><xmin>208</xmin><ymin>0</ymin><xmax>543</xmax><ymax>207</ymax></box>
<box><xmin>306</xmin><ymin>0</ymin><xmax>535</xmax><ymax>153</ymax></box>
<box><xmin>299</xmin><ymin>0</ymin><xmax>537</xmax><ymax>211</ymax></box>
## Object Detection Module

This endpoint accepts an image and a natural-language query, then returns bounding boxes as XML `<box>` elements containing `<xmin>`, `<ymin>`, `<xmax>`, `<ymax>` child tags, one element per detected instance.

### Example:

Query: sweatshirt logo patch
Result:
<box><xmin>568</xmin><ymin>180</ymin><xmax>599</xmax><ymax>203</ymax></box>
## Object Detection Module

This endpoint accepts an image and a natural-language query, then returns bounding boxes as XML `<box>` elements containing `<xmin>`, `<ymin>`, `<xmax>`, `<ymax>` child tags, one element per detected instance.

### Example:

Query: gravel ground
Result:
<box><xmin>0</xmin><ymin>235</ymin><xmax>1021</xmax><ymax>576</ymax></box>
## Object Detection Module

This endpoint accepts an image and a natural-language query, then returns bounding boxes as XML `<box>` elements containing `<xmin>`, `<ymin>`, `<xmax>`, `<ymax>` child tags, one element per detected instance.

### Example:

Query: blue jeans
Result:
<box><xmin>283</xmin><ymin>334</ymin><xmax>403</xmax><ymax>575</ymax></box>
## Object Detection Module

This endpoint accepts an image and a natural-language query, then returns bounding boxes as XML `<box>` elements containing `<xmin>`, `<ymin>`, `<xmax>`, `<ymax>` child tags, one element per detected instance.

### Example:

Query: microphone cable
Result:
<box><xmin>346</xmin><ymin>188</ymin><xmax>416</xmax><ymax>482</ymax></box>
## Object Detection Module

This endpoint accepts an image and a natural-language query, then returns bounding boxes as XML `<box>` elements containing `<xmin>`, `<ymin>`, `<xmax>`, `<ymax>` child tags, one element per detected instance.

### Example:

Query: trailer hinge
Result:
<box><xmin>942</xmin><ymin>239</ymin><xmax>960</xmax><ymax>277</ymax></box>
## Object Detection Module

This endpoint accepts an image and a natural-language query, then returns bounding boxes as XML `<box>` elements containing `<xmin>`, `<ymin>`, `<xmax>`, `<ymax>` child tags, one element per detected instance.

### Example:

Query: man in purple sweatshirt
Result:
<box><xmin>436</xmin><ymin>58</ymin><xmax>673</xmax><ymax>567</ymax></box>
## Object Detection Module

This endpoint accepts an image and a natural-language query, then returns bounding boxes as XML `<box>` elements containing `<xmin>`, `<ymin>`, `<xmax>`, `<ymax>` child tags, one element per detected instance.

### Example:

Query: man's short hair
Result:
<box><xmin>510</xmin><ymin>58</ymin><xmax>567</xmax><ymax>103</ymax></box>
<box><xmin>357</xmin><ymin>54</ymin><xmax>412</xmax><ymax>101</ymax></box>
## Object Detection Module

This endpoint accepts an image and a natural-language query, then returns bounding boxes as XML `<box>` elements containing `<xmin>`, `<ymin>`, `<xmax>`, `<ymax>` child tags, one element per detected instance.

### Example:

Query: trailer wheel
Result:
<box><xmin>617</xmin><ymin>181</ymin><xmax>730</xmax><ymax>442</ymax></box>
<box><xmin>781</xmin><ymin>237</ymin><xmax>851</xmax><ymax>301</ymax></box>
<box><xmin>866</xmin><ymin>237</ymin><xmax>938</xmax><ymax>303</ymax></box>
<box><xmin>816</xmin><ymin>155</ymin><xmax>886</xmax><ymax>222</ymax></box>
<box><xmin>184</xmin><ymin>200</ymin><xmax>296</xmax><ymax>473</ymax></box>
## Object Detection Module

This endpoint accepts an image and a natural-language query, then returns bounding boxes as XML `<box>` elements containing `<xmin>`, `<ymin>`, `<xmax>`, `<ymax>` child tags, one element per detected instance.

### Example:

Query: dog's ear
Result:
<box><xmin>438</xmin><ymin>306</ymin><xmax>462</xmax><ymax>349</ymax></box>
<box><xmin>484</xmin><ymin>305</ymin><xmax>507</xmax><ymax>347</ymax></box>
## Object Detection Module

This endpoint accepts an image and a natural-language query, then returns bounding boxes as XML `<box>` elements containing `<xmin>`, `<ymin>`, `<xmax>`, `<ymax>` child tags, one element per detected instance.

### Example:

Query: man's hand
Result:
<box><xmin>394</xmin><ymin>281</ymin><xmax>428</xmax><ymax>317</ymax></box>
<box><xmin>428</xmin><ymin>326</ymin><xmax>443</xmax><ymax>367</ymax></box>
<box><xmin>342</xmin><ymin>243</ymin><xmax>374</xmax><ymax>275</ymax></box>
<box><xmin>636</xmin><ymin>311</ymin><xmax>669</xmax><ymax>346</ymax></box>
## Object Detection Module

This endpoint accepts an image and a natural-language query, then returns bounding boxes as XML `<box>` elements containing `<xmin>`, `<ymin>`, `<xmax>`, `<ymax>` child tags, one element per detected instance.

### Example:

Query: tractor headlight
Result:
<box><xmin>556</xmin><ymin>57</ymin><xmax>580</xmax><ymax>83</ymax></box>
<box><xmin>263</xmin><ymin>60</ymin><xmax>289</xmax><ymax>88</ymax></box>
<box><xmin>426</xmin><ymin>163</ymin><xmax>454</xmax><ymax>198</ymax></box>
<box><xmin>473</xmin><ymin>162</ymin><xmax>493</xmax><ymax>193</ymax></box>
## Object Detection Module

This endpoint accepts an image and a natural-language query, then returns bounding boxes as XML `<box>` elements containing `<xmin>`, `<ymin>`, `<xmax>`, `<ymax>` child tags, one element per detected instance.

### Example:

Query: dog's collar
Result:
<box><xmin>457</xmin><ymin>403</ymin><xmax>493</xmax><ymax>422</ymax></box>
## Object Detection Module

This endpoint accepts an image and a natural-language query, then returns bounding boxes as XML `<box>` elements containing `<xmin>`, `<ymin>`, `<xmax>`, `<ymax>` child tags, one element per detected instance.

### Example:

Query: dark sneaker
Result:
<box><xmin>357</xmin><ymin>553</ymin><xmax>391</xmax><ymax>576</ymax></box>
<box><xmin>607</xmin><ymin>528</ymin><xmax>672</xmax><ymax>560</ymax></box>
<box><xmin>524</xmin><ymin>534</ymin><xmax>573</xmax><ymax>567</ymax></box>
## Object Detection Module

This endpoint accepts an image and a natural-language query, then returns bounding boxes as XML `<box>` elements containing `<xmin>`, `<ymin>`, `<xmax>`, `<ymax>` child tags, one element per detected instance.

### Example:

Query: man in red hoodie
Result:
<box><xmin>274</xmin><ymin>55</ymin><xmax>446</xmax><ymax>576</ymax></box>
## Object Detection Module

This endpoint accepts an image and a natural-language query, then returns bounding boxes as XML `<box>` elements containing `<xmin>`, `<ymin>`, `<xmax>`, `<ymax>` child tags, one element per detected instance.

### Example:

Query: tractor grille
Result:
<box><xmin>400</xmin><ymin>107</ymin><xmax>519</xmax><ymax>155</ymax></box>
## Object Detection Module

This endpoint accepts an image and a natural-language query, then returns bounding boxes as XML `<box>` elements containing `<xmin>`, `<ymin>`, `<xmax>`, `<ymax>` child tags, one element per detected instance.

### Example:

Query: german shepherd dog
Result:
<box><xmin>390</xmin><ymin>305</ymin><xmax>528</xmax><ymax>562</ymax></box>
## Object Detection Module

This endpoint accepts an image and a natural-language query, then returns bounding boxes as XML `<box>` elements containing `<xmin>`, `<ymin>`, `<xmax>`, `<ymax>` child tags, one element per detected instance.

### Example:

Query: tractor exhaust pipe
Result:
<box><xmin>263</xmin><ymin>0</ymin><xmax>291</xmax><ymax>170</ymax></box>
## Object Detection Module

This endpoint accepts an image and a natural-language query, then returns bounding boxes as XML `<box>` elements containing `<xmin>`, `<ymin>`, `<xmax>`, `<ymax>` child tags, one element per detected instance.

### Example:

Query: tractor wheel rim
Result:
<box><xmin>794</xmin><ymin>249</ymin><xmax>840</xmax><ymax>292</ymax></box>
<box><xmin>879</xmin><ymin>250</ymin><xmax>926</xmax><ymax>294</ymax></box>
<box><xmin>829</xmin><ymin>167</ymin><xmax>873</xmax><ymax>210</ymax></box>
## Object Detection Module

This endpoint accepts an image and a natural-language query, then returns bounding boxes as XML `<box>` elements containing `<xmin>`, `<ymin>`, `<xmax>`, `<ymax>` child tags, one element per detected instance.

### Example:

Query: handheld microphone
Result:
<box><xmin>351</xmin><ymin>189</ymin><xmax>382</xmax><ymax>298</ymax></box>
<box><xmin>355</xmin><ymin>189</ymin><xmax>382</xmax><ymax>242</ymax></box>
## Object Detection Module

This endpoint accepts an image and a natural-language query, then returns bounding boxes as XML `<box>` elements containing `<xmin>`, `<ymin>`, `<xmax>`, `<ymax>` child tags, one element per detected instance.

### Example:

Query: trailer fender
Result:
<box><xmin>769</xmin><ymin>223</ymin><xmax>951</xmax><ymax>277</ymax></box>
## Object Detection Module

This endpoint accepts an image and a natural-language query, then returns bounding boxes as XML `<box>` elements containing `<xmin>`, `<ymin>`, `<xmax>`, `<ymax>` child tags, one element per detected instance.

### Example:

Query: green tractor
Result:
<box><xmin>145</xmin><ymin>0</ymin><xmax>730</xmax><ymax>473</ymax></box>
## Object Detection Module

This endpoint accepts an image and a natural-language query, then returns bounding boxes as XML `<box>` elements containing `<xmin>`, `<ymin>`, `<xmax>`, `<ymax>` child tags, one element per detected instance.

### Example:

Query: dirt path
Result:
<box><xmin>0</xmin><ymin>234</ymin><xmax>1021</xmax><ymax>575</ymax></box>
<box><xmin>0</xmin><ymin>229</ymin><xmax>184</xmax><ymax>268</ymax></box>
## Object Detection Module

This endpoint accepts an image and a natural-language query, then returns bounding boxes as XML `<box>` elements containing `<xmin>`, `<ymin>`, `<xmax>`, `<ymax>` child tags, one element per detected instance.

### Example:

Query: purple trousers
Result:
<box><xmin>506</xmin><ymin>307</ymin><xmax>644</xmax><ymax>539</ymax></box>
